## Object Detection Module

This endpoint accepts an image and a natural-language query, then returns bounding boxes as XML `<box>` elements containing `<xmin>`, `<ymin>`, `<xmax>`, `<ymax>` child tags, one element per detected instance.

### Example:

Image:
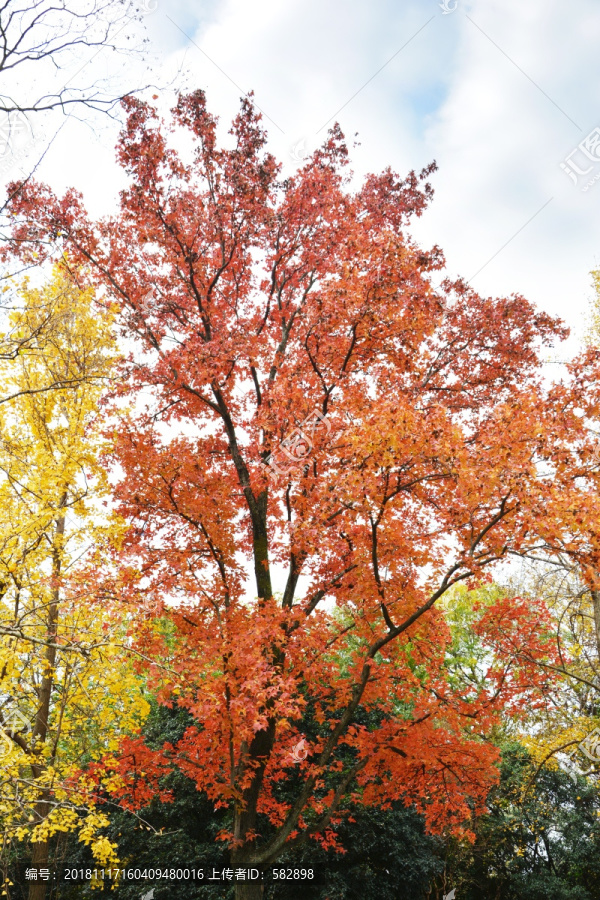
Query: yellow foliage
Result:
<box><xmin>584</xmin><ymin>264</ymin><xmax>600</xmax><ymax>346</ymax></box>
<box><xmin>511</xmin><ymin>564</ymin><xmax>600</xmax><ymax>792</ymax></box>
<box><xmin>0</xmin><ymin>266</ymin><xmax>148</xmax><ymax>870</ymax></box>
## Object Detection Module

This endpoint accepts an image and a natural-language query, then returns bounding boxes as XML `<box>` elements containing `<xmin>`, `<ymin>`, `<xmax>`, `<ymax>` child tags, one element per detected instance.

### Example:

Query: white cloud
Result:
<box><xmin>5</xmin><ymin>0</ymin><xmax>599</xmax><ymax>352</ymax></box>
<box><xmin>409</xmin><ymin>0</ymin><xmax>600</xmax><ymax>347</ymax></box>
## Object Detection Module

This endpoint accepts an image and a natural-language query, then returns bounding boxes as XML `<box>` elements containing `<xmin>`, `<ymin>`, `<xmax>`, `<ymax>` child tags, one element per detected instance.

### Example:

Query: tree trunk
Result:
<box><xmin>234</xmin><ymin>881</ymin><xmax>264</xmax><ymax>900</ymax></box>
<box><xmin>27</xmin><ymin>824</ymin><xmax>50</xmax><ymax>900</ymax></box>
<box><xmin>27</xmin><ymin>501</ymin><xmax>66</xmax><ymax>900</ymax></box>
<box><xmin>592</xmin><ymin>589</ymin><xmax>600</xmax><ymax>662</ymax></box>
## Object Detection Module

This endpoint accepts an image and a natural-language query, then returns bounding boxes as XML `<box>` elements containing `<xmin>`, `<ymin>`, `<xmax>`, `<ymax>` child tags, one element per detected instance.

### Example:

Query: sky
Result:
<box><xmin>1</xmin><ymin>0</ymin><xmax>597</xmax><ymax>598</ymax></box>
<box><xmin>3</xmin><ymin>0</ymin><xmax>600</xmax><ymax>357</ymax></box>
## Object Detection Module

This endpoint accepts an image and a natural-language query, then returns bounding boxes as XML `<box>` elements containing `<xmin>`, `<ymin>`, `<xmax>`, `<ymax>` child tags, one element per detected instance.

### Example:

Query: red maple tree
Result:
<box><xmin>6</xmin><ymin>91</ymin><xmax>600</xmax><ymax>900</ymax></box>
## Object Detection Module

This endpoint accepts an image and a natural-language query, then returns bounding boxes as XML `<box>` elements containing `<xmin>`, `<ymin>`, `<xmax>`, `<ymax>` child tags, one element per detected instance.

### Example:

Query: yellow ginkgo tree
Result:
<box><xmin>0</xmin><ymin>266</ymin><xmax>149</xmax><ymax>899</ymax></box>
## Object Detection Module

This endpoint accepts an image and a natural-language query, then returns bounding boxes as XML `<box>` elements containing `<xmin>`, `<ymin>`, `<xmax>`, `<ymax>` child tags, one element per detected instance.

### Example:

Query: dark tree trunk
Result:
<box><xmin>27</xmin><ymin>503</ymin><xmax>66</xmax><ymax>900</ymax></box>
<box><xmin>592</xmin><ymin>589</ymin><xmax>600</xmax><ymax>662</ymax></box>
<box><xmin>234</xmin><ymin>882</ymin><xmax>264</xmax><ymax>900</ymax></box>
<box><xmin>26</xmin><ymin>823</ymin><xmax>50</xmax><ymax>900</ymax></box>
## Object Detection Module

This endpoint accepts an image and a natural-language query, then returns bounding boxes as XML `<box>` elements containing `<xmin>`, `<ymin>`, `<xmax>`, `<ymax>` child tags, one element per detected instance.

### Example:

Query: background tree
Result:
<box><xmin>585</xmin><ymin>263</ymin><xmax>600</xmax><ymax>346</ymax></box>
<box><xmin>6</xmin><ymin>92</ymin><xmax>600</xmax><ymax>900</ymax></box>
<box><xmin>0</xmin><ymin>268</ymin><xmax>149</xmax><ymax>900</ymax></box>
<box><xmin>0</xmin><ymin>0</ymin><xmax>159</xmax><ymax>396</ymax></box>
<box><xmin>0</xmin><ymin>273</ymin><xmax>101</xmax><ymax>408</ymax></box>
<box><xmin>441</xmin><ymin>742</ymin><xmax>600</xmax><ymax>900</ymax></box>
<box><xmin>0</xmin><ymin>0</ymin><xmax>152</xmax><ymax>123</ymax></box>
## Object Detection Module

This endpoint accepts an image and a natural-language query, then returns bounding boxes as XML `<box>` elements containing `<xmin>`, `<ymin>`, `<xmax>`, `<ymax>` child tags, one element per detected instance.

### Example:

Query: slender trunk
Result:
<box><xmin>592</xmin><ymin>589</ymin><xmax>600</xmax><ymax>662</ymax></box>
<box><xmin>252</xmin><ymin>496</ymin><xmax>272</xmax><ymax>603</ymax></box>
<box><xmin>230</xmin><ymin>728</ymin><xmax>274</xmax><ymax>900</ymax></box>
<box><xmin>27</xmin><ymin>810</ymin><xmax>51</xmax><ymax>900</ymax></box>
<box><xmin>27</xmin><ymin>501</ymin><xmax>66</xmax><ymax>900</ymax></box>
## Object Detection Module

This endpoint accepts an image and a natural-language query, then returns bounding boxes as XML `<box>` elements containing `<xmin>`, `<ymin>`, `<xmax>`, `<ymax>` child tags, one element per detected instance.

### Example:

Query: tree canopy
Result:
<box><xmin>4</xmin><ymin>91</ymin><xmax>600</xmax><ymax>900</ymax></box>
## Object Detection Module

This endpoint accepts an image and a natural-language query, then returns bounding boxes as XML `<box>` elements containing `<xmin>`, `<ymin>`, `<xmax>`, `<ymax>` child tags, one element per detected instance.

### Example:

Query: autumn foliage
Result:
<box><xmin>5</xmin><ymin>90</ymin><xmax>600</xmax><ymax>893</ymax></box>
<box><xmin>0</xmin><ymin>270</ymin><xmax>150</xmax><ymax>899</ymax></box>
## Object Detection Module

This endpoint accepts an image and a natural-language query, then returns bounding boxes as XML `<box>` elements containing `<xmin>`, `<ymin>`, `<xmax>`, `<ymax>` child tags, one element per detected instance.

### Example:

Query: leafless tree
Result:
<box><xmin>0</xmin><ymin>0</ymin><xmax>159</xmax><ymax>380</ymax></box>
<box><xmin>0</xmin><ymin>0</ymin><xmax>153</xmax><ymax>120</ymax></box>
